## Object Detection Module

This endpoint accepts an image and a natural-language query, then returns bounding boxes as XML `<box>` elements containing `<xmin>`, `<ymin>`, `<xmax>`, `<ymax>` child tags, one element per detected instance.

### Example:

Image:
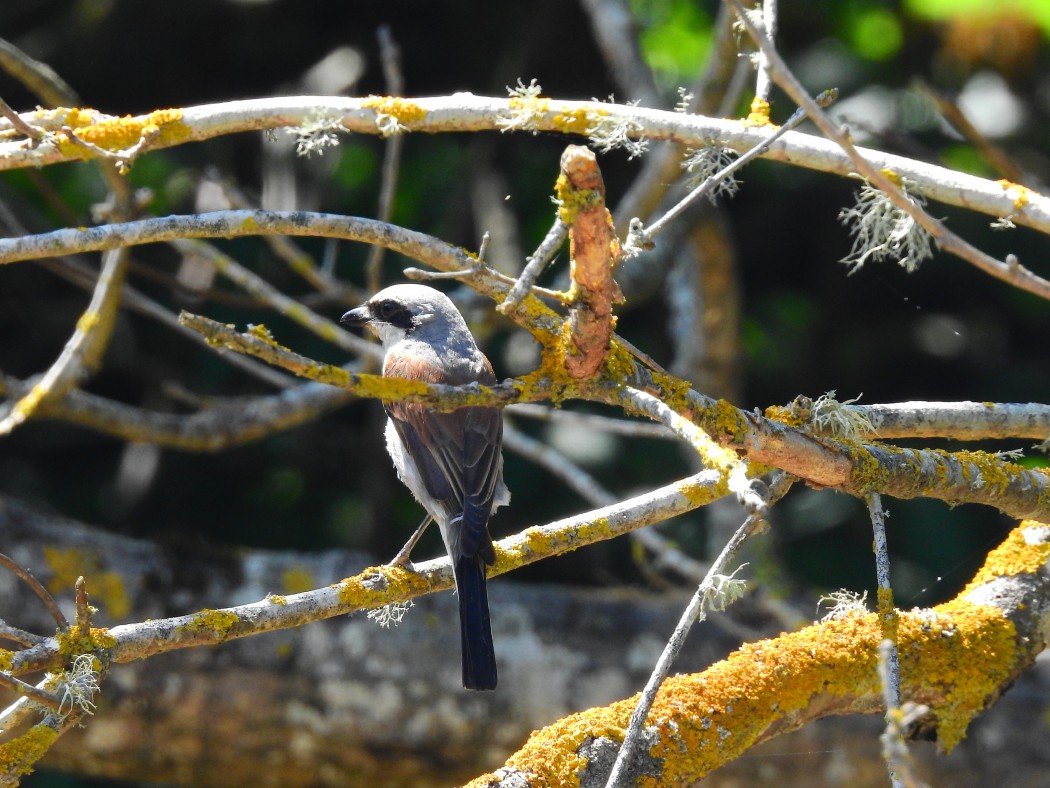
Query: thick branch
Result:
<box><xmin>471</xmin><ymin>521</ymin><xmax>1050</xmax><ymax>785</ymax></box>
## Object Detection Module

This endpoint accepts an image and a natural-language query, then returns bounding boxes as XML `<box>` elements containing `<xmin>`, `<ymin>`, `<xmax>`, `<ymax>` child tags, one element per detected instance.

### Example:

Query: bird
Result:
<box><xmin>340</xmin><ymin>283</ymin><xmax>508</xmax><ymax>690</ymax></box>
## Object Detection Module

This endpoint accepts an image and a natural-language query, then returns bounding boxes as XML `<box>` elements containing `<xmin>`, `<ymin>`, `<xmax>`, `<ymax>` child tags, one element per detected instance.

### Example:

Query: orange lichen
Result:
<box><xmin>360</xmin><ymin>96</ymin><xmax>426</xmax><ymax>125</ymax></box>
<box><xmin>763</xmin><ymin>403</ymin><xmax>807</xmax><ymax>428</ymax></box>
<box><xmin>997</xmin><ymin>178</ymin><xmax>1030</xmax><ymax>210</ymax></box>
<box><xmin>744</xmin><ymin>96</ymin><xmax>772</xmax><ymax>126</ymax></box>
<box><xmin>552</xmin><ymin>107</ymin><xmax>593</xmax><ymax>136</ymax></box>
<box><xmin>474</xmin><ymin>521</ymin><xmax>1040</xmax><ymax>784</ymax></box>
<box><xmin>963</xmin><ymin>520</ymin><xmax>1050</xmax><ymax>593</ymax></box>
<box><xmin>57</xmin><ymin>107</ymin><xmax>187</xmax><ymax>154</ymax></box>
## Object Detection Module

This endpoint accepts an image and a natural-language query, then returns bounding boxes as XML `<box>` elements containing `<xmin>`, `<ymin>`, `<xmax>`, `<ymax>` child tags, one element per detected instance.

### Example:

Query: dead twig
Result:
<box><xmin>558</xmin><ymin>145</ymin><xmax>624</xmax><ymax>378</ymax></box>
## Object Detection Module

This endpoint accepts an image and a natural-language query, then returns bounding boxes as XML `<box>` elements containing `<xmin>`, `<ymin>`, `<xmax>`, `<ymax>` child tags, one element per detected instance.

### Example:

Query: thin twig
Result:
<box><xmin>60</xmin><ymin>123</ymin><xmax>160</xmax><ymax>174</ymax></box>
<box><xmin>74</xmin><ymin>576</ymin><xmax>91</xmax><ymax>636</ymax></box>
<box><xmin>878</xmin><ymin>639</ymin><xmax>931</xmax><ymax>788</ymax></box>
<box><xmin>365</xmin><ymin>25</ymin><xmax>406</xmax><ymax>293</ymax></box>
<box><xmin>0</xmin><ymin>370</ymin><xmax>357</xmax><ymax>451</ymax></box>
<box><xmin>0</xmin><ymin>96</ymin><xmax>42</xmax><ymax>143</ymax></box>
<box><xmin>753</xmin><ymin>0</ymin><xmax>778</xmax><ymax>103</ymax></box>
<box><xmin>0</xmin><ymin>619</ymin><xmax>46</xmax><ymax>647</ymax></box>
<box><xmin>633</xmin><ymin>89</ymin><xmax>836</xmax><ymax>248</ymax></box>
<box><xmin>0</xmin><ymin>551</ymin><xmax>68</xmax><ymax>629</ymax></box>
<box><xmin>0</xmin><ymin>246</ymin><xmax>130</xmax><ymax>435</ymax></box>
<box><xmin>499</xmin><ymin>219</ymin><xmax>568</xmax><ymax>311</ymax></box>
<box><xmin>604</xmin><ymin>471</ymin><xmax>793</xmax><ymax>787</ymax></box>
<box><xmin>168</xmin><ymin>238</ymin><xmax>376</xmax><ymax>357</ymax></box>
<box><xmin>0</xmin><ymin>672</ymin><xmax>64</xmax><ymax>713</ymax></box>
<box><xmin>914</xmin><ymin>79</ymin><xmax>1029</xmax><ymax>187</ymax></box>
<box><xmin>725</xmin><ymin>0</ymin><xmax>1050</xmax><ymax>301</ymax></box>
<box><xmin>867</xmin><ymin>494</ymin><xmax>900</xmax><ymax>703</ymax></box>
<box><xmin>507</xmin><ymin>403</ymin><xmax>675</xmax><ymax>440</ymax></box>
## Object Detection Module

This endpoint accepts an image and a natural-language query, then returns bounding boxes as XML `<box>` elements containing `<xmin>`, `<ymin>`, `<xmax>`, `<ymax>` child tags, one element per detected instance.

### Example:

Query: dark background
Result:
<box><xmin>1</xmin><ymin>1</ymin><xmax>1049</xmax><ymax>782</ymax></box>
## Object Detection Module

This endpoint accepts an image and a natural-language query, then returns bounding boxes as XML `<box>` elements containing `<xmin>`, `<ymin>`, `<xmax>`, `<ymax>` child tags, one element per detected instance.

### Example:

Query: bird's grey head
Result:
<box><xmin>340</xmin><ymin>284</ymin><xmax>473</xmax><ymax>349</ymax></box>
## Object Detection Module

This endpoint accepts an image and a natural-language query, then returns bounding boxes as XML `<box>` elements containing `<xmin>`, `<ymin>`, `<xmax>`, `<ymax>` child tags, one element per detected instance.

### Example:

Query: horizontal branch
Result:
<box><xmin>862</xmin><ymin>400</ymin><xmax>1050</xmax><ymax>441</ymax></box>
<box><xmin>176</xmin><ymin>314</ymin><xmax>1050</xmax><ymax>522</ymax></box>
<box><xmin>178</xmin><ymin>312</ymin><xmax>526</xmax><ymax>410</ymax></box>
<box><xmin>0</xmin><ymin>372</ymin><xmax>353</xmax><ymax>451</ymax></box>
<box><xmin>2</xmin><ymin>96</ymin><xmax>1048</xmax><ymax>236</ymax></box>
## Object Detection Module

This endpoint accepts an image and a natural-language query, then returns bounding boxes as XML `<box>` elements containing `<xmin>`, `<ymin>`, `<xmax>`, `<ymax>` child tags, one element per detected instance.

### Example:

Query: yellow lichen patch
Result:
<box><xmin>58</xmin><ymin>107</ymin><xmax>187</xmax><ymax>154</ymax></box>
<box><xmin>246</xmin><ymin>323</ymin><xmax>280</xmax><ymax>348</ymax></box>
<box><xmin>56</xmin><ymin>626</ymin><xmax>117</xmax><ymax>658</ymax></box>
<box><xmin>962</xmin><ymin>520</ymin><xmax>1050</xmax><ymax>593</ymax></box>
<box><xmin>744</xmin><ymin>96</ymin><xmax>772</xmax><ymax>126</ymax></box>
<box><xmin>351</xmin><ymin>373</ymin><xmax>433</xmax><ymax>402</ymax></box>
<box><xmin>0</xmin><ymin>724</ymin><xmax>59</xmax><ymax>779</ymax></box>
<box><xmin>678</xmin><ymin>474</ymin><xmax>723</xmax><ymax>509</ymax></box>
<box><xmin>360</xmin><ymin>96</ymin><xmax>427</xmax><ymax>125</ymax></box>
<box><xmin>552</xmin><ymin>106</ymin><xmax>593</xmax><ymax>136</ymax></box>
<box><xmin>281</xmin><ymin>566</ymin><xmax>315</xmax><ymax>595</ymax></box>
<box><xmin>875</xmin><ymin>586</ymin><xmax>899</xmax><ymax>642</ymax></box>
<box><xmin>708</xmin><ymin>398</ymin><xmax>751</xmax><ymax>446</ymax></box>
<box><xmin>898</xmin><ymin>599</ymin><xmax>1016</xmax><ymax>750</ymax></box>
<box><xmin>179</xmin><ymin>609</ymin><xmax>240</xmax><ymax>640</ymax></box>
<box><xmin>763</xmin><ymin>403</ymin><xmax>806</xmax><ymax>428</ymax></box>
<box><xmin>879</xmin><ymin>168</ymin><xmax>903</xmax><ymax>187</ymax></box>
<box><xmin>494</xmin><ymin>701</ymin><xmax>631</xmax><ymax>788</ymax></box>
<box><xmin>334</xmin><ymin>565</ymin><xmax>431</xmax><ymax>609</ymax></box>
<box><xmin>0</xmin><ymin>649</ymin><xmax>13</xmax><ymax>672</ymax></box>
<box><xmin>268</xmin><ymin>594</ymin><xmax>288</xmax><ymax>606</ymax></box>
<box><xmin>997</xmin><ymin>179</ymin><xmax>1031</xmax><ymax>210</ymax></box>
<box><xmin>600</xmin><ymin>341</ymin><xmax>637</xmax><ymax>386</ymax></box>
<box><xmin>553</xmin><ymin>172</ymin><xmax>604</xmax><ymax>226</ymax></box>
<box><xmin>75</xmin><ymin>310</ymin><xmax>101</xmax><ymax>334</ymax></box>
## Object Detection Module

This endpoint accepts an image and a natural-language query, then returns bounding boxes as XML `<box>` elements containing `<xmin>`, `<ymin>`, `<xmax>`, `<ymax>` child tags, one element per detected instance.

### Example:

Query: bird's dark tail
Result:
<box><xmin>455</xmin><ymin>553</ymin><xmax>497</xmax><ymax>690</ymax></box>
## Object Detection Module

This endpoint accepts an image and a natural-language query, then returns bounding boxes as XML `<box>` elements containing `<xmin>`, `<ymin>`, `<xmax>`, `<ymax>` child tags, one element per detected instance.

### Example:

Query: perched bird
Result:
<box><xmin>341</xmin><ymin>284</ymin><xmax>508</xmax><ymax>690</ymax></box>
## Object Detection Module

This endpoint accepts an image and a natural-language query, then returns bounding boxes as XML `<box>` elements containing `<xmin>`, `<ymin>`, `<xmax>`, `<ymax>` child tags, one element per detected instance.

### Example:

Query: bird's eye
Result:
<box><xmin>376</xmin><ymin>300</ymin><xmax>399</xmax><ymax>320</ymax></box>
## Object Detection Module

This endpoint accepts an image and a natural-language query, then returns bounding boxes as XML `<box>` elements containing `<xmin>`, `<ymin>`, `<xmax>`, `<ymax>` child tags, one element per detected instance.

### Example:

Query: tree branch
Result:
<box><xmin>470</xmin><ymin>520</ymin><xmax>1050</xmax><ymax>785</ymax></box>
<box><xmin>1</xmin><ymin>96</ymin><xmax>1049</xmax><ymax>240</ymax></box>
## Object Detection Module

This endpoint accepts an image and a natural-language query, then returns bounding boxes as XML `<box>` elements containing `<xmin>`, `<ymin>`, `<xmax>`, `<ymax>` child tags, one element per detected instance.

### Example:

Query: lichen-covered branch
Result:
<box><xmin>177</xmin><ymin>311</ymin><xmax>1050</xmax><ymax>522</ymax></box>
<box><xmin>7</xmin><ymin>468</ymin><xmax>723</xmax><ymax>677</ymax></box>
<box><xmin>469</xmin><ymin>520</ymin><xmax>1050</xmax><ymax>786</ymax></box>
<box><xmin>0</xmin><ymin>372</ymin><xmax>354</xmax><ymax>451</ymax></box>
<box><xmin>0</xmin><ymin>246</ymin><xmax>129</xmax><ymax>436</ymax></box>
<box><xmin>726</xmin><ymin>0</ymin><xmax>1050</xmax><ymax>301</ymax></box>
<box><xmin>1</xmin><ymin>96</ymin><xmax>1049</xmax><ymax>239</ymax></box>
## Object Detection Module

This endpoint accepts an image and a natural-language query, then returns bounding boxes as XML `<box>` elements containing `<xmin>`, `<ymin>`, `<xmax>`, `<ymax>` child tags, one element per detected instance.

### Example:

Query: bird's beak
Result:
<box><xmin>340</xmin><ymin>305</ymin><xmax>371</xmax><ymax>328</ymax></box>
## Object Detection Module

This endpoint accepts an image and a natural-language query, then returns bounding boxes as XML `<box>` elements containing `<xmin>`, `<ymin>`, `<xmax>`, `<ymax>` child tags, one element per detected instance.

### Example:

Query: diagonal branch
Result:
<box><xmin>9</xmin><ymin>468</ymin><xmax>727</xmax><ymax>677</ymax></box>
<box><xmin>471</xmin><ymin>520</ymin><xmax>1050</xmax><ymax>785</ymax></box>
